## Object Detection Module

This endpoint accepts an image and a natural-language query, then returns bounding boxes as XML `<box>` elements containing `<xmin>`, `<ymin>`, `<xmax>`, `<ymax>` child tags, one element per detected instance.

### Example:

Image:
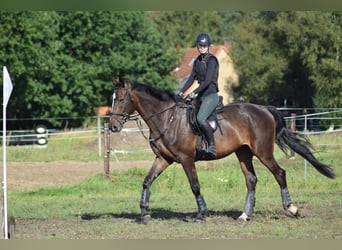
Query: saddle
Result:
<box><xmin>186</xmin><ymin>96</ymin><xmax>224</xmax><ymax>160</ymax></box>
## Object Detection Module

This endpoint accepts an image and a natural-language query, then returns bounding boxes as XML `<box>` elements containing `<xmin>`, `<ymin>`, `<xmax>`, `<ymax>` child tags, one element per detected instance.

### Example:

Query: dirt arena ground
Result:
<box><xmin>2</xmin><ymin>159</ymin><xmax>341</xmax><ymax>239</ymax></box>
<box><xmin>5</xmin><ymin>160</ymin><xmax>153</xmax><ymax>190</ymax></box>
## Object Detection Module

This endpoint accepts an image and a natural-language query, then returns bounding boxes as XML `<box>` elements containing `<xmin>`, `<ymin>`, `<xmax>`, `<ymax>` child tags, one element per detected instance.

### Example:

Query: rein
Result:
<box><xmin>143</xmin><ymin>103</ymin><xmax>178</xmax><ymax>121</ymax></box>
<box><xmin>138</xmin><ymin>103</ymin><xmax>178</xmax><ymax>142</ymax></box>
<box><xmin>110</xmin><ymin>103</ymin><xmax>178</xmax><ymax>143</ymax></box>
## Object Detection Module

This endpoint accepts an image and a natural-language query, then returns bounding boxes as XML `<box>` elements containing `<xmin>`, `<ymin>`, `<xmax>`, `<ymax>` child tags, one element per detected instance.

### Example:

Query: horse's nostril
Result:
<box><xmin>110</xmin><ymin>123</ymin><xmax>121</xmax><ymax>132</ymax></box>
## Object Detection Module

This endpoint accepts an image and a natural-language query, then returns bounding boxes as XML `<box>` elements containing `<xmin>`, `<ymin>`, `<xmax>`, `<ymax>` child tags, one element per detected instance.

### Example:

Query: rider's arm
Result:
<box><xmin>179</xmin><ymin>61</ymin><xmax>197</xmax><ymax>95</ymax></box>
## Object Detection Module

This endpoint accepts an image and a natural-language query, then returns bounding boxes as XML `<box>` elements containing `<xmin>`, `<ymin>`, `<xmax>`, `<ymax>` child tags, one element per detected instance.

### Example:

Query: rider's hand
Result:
<box><xmin>186</xmin><ymin>92</ymin><xmax>197</xmax><ymax>101</ymax></box>
<box><xmin>175</xmin><ymin>91</ymin><xmax>184</xmax><ymax>102</ymax></box>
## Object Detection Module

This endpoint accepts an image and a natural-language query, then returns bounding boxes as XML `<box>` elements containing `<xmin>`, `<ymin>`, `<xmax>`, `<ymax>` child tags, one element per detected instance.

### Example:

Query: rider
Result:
<box><xmin>178</xmin><ymin>32</ymin><xmax>220</xmax><ymax>157</ymax></box>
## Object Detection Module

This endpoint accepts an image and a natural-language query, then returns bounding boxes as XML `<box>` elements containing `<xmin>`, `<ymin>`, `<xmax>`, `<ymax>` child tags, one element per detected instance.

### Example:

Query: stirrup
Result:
<box><xmin>206</xmin><ymin>145</ymin><xmax>216</xmax><ymax>156</ymax></box>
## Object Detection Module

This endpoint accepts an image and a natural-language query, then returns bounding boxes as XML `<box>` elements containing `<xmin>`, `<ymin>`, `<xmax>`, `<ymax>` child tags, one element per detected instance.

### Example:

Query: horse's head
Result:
<box><xmin>109</xmin><ymin>79</ymin><xmax>136</xmax><ymax>132</ymax></box>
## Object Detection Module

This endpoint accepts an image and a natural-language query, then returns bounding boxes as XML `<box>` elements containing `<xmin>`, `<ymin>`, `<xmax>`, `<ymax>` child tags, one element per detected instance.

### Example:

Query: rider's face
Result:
<box><xmin>197</xmin><ymin>45</ymin><xmax>209</xmax><ymax>54</ymax></box>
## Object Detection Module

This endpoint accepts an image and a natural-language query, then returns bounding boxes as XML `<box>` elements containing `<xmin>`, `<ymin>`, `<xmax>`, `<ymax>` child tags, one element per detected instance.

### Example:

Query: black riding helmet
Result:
<box><xmin>195</xmin><ymin>32</ymin><xmax>212</xmax><ymax>46</ymax></box>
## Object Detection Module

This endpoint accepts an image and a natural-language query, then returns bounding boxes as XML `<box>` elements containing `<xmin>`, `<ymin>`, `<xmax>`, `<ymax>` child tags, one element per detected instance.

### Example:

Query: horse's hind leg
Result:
<box><xmin>258</xmin><ymin>153</ymin><xmax>300</xmax><ymax>217</ymax></box>
<box><xmin>235</xmin><ymin>146</ymin><xmax>257</xmax><ymax>221</ymax></box>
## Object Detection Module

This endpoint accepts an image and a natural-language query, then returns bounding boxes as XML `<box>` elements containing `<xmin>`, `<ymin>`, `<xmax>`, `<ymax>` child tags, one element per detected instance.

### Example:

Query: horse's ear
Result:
<box><xmin>119</xmin><ymin>71</ymin><xmax>125</xmax><ymax>85</ymax></box>
<box><xmin>111</xmin><ymin>78</ymin><xmax>124</xmax><ymax>88</ymax></box>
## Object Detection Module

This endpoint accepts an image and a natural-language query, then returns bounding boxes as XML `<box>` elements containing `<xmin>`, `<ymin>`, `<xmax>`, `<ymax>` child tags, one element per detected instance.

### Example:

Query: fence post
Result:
<box><xmin>0</xmin><ymin>188</ymin><xmax>4</xmax><ymax>239</ymax></box>
<box><xmin>103</xmin><ymin>123</ymin><xmax>110</xmax><ymax>179</ymax></box>
<box><xmin>97</xmin><ymin>115</ymin><xmax>102</xmax><ymax>157</ymax></box>
<box><xmin>290</xmin><ymin>113</ymin><xmax>296</xmax><ymax>158</ymax></box>
<box><xmin>303</xmin><ymin>112</ymin><xmax>308</xmax><ymax>184</ymax></box>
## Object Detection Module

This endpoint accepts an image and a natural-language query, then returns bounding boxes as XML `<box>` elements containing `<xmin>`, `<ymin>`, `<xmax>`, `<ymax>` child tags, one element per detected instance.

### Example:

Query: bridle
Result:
<box><xmin>109</xmin><ymin>87</ymin><xmax>138</xmax><ymax>127</ymax></box>
<box><xmin>109</xmin><ymin>111</ymin><xmax>139</xmax><ymax>125</ymax></box>
<box><xmin>109</xmin><ymin>86</ymin><xmax>180</xmax><ymax>142</ymax></box>
<box><xmin>110</xmin><ymin>104</ymin><xmax>178</xmax><ymax>142</ymax></box>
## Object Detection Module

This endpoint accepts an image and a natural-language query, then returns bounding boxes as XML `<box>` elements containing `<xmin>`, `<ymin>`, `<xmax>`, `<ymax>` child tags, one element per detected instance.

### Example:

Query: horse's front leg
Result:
<box><xmin>139</xmin><ymin>156</ymin><xmax>171</xmax><ymax>223</ymax></box>
<box><xmin>182</xmin><ymin>158</ymin><xmax>208</xmax><ymax>222</ymax></box>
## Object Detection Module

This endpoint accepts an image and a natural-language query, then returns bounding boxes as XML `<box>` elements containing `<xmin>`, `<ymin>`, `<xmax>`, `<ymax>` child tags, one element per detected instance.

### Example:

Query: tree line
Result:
<box><xmin>0</xmin><ymin>11</ymin><xmax>341</xmax><ymax>129</ymax></box>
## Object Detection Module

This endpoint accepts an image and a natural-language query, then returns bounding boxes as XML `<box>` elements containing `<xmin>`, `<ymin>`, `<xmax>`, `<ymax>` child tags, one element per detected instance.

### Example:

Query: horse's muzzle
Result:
<box><xmin>109</xmin><ymin>122</ymin><xmax>123</xmax><ymax>132</ymax></box>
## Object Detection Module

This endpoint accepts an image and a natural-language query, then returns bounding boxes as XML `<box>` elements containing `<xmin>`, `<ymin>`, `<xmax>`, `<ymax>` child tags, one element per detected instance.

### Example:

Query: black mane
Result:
<box><xmin>131</xmin><ymin>80</ymin><xmax>176</xmax><ymax>102</ymax></box>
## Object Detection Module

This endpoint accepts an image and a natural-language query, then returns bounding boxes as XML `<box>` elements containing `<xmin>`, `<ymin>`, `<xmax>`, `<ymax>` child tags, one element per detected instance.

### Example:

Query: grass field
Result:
<box><xmin>3</xmin><ymin>131</ymin><xmax>342</xmax><ymax>239</ymax></box>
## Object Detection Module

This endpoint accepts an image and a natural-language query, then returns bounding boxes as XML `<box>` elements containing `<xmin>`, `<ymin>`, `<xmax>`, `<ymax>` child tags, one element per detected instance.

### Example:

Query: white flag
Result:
<box><xmin>2</xmin><ymin>66</ymin><xmax>13</xmax><ymax>239</ymax></box>
<box><xmin>3</xmin><ymin>66</ymin><xmax>13</xmax><ymax>108</ymax></box>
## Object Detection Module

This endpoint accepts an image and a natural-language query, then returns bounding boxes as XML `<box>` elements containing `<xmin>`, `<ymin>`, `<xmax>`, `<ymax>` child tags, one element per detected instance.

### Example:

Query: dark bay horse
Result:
<box><xmin>109</xmin><ymin>78</ymin><xmax>335</xmax><ymax>223</ymax></box>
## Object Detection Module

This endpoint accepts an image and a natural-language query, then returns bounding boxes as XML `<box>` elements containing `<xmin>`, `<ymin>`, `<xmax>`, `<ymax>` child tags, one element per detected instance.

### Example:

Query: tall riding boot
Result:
<box><xmin>200</xmin><ymin>121</ymin><xmax>216</xmax><ymax>157</ymax></box>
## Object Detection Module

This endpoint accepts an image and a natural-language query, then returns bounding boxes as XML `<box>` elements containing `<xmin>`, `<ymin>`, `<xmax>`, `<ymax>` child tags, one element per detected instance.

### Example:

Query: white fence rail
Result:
<box><xmin>1</xmin><ymin>110</ymin><xmax>341</xmax><ymax>183</ymax></box>
<box><xmin>1</xmin><ymin>110</ymin><xmax>341</xmax><ymax>155</ymax></box>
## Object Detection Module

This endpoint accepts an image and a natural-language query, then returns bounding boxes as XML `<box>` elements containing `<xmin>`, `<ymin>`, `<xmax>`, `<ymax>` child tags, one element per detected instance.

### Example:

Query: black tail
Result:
<box><xmin>267</xmin><ymin>106</ymin><xmax>335</xmax><ymax>179</ymax></box>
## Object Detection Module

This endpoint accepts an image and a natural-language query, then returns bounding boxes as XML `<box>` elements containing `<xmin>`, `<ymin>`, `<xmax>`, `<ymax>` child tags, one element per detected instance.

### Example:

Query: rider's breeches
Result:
<box><xmin>196</xmin><ymin>93</ymin><xmax>220</xmax><ymax>126</ymax></box>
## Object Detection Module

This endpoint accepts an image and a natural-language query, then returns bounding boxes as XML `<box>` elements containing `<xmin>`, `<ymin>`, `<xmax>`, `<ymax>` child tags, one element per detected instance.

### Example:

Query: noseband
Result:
<box><xmin>109</xmin><ymin>111</ymin><xmax>140</xmax><ymax>127</ymax></box>
<box><xmin>109</xmin><ymin>111</ymin><xmax>128</xmax><ymax>125</ymax></box>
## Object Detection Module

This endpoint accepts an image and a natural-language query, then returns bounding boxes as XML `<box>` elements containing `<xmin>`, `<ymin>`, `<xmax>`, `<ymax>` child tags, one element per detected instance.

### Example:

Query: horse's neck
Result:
<box><xmin>134</xmin><ymin>93</ymin><xmax>190</xmax><ymax>146</ymax></box>
<box><xmin>135</xmin><ymin>95</ymin><xmax>175</xmax><ymax>128</ymax></box>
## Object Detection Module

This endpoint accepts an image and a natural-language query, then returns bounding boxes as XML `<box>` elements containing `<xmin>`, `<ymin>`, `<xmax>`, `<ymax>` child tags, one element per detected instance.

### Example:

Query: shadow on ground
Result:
<box><xmin>79</xmin><ymin>208</ymin><xmax>243</xmax><ymax>222</ymax></box>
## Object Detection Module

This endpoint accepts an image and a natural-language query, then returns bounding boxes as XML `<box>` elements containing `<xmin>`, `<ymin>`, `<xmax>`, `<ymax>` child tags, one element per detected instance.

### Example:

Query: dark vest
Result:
<box><xmin>194</xmin><ymin>53</ymin><xmax>218</xmax><ymax>84</ymax></box>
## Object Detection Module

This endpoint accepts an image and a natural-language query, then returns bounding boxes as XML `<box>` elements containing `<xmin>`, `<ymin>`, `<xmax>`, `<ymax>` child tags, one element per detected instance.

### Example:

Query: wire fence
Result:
<box><xmin>1</xmin><ymin>109</ymin><xmax>342</xmax><ymax>154</ymax></box>
<box><xmin>1</xmin><ymin>109</ymin><xmax>341</xmax><ymax>182</ymax></box>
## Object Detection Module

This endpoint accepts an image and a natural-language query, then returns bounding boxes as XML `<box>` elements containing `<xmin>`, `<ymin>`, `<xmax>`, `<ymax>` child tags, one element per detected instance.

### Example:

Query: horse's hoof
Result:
<box><xmin>140</xmin><ymin>214</ymin><xmax>151</xmax><ymax>224</ymax></box>
<box><xmin>193</xmin><ymin>213</ymin><xmax>206</xmax><ymax>223</ymax></box>
<box><xmin>193</xmin><ymin>217</ymin><xmax>205</xmax><ymax>223</ymax></box>
<box><xmin>237</xmin><ymin>212</ymin><xmax>251</xmax><ymax>222</ymax></box>
<box><xmin>287</xmin><ymin>204</ymin><xmax>300</xmax><ymax>218</ymax></box>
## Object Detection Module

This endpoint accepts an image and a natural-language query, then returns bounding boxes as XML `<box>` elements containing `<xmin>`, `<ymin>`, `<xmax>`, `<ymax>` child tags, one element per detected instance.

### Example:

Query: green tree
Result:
<box><xmin>230</xmin><ymin>12</ymin><xmax>288</xmax><ymax>105</ymax></box>
<box><xmin>59</xmin><ymin>11</ymin><xmax>180</xmax><ymax>88</ymax></box>
<box><xmin>0</xmin><ymin>11</ymin><xmax>180</xmax><ymax>129</ymax></box>
<box><xmin>270</xmin><ymin>11</ymin><xmax>341</xmax><ymax>108</ymax></box>
<box><xmin>308</xmin><ymin>12</ymin><xmax>342</xmax><ymax>127</ymax></box>
<box><xmin>231</xmin><ymin>11</ymin><xmax>342</xmax><ymax>111</ymax></box>
<box><xmin>301</xmin><ymin>12</ymin><xmax>342</xmax><ymax>109</ymax></box>
<box><xmin>0</xmin><ymin>11</ymin><xmax>62</xmax><ymax>128</ymax></box>
<box><xmin>152</xmin><ymin>11</ymin><xmax>243</xmax><ymax>48</ymax></box>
